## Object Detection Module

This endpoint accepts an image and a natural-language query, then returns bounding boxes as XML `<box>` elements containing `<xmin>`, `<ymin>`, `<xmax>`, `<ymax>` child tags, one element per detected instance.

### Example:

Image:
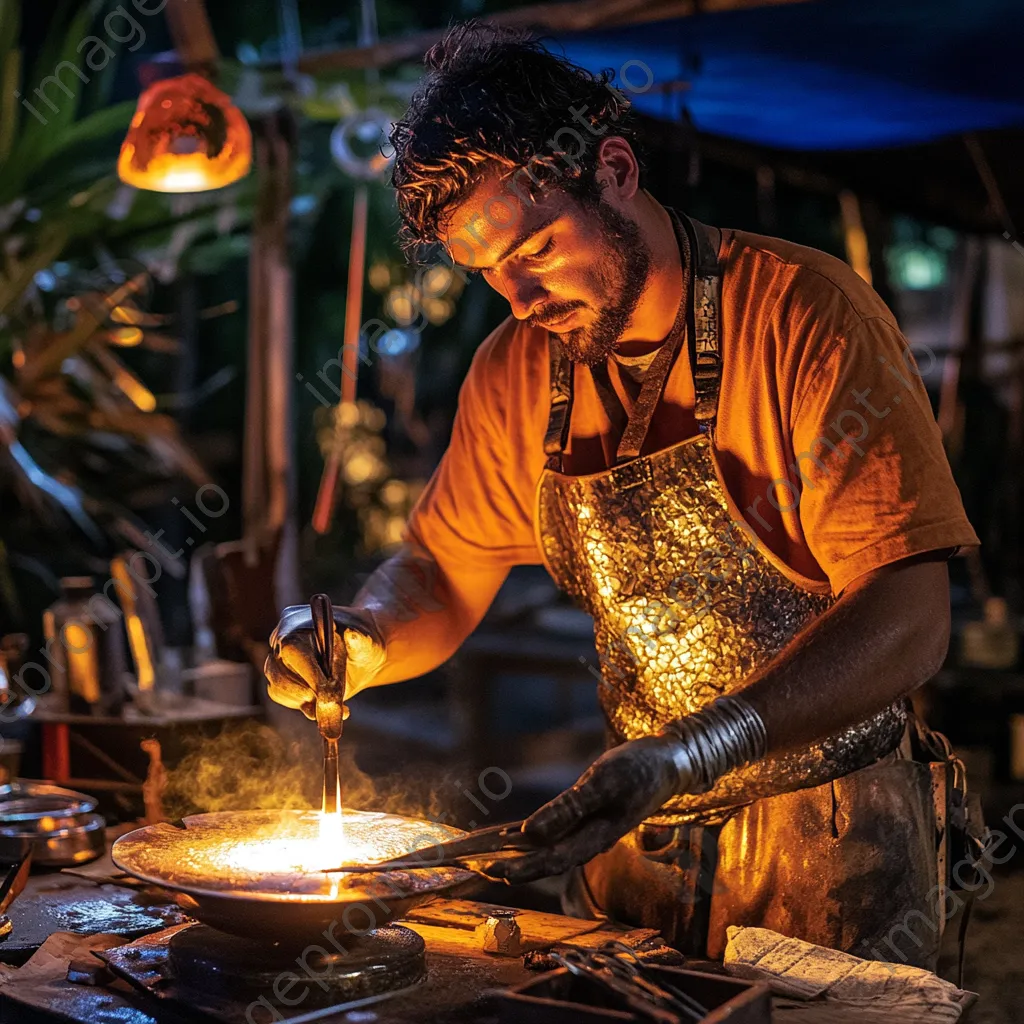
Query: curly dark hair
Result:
<box><xmin>390</xmin><ymin>21</ymin><xmax>647</xmax><ymax>256</ymax></box>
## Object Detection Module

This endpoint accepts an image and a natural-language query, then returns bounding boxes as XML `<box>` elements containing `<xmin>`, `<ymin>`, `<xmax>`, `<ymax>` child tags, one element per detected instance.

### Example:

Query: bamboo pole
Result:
<box><xmin>311</xmin><ymin>186</ymin><xmax>369</xmax><ymax>535</ymax></box>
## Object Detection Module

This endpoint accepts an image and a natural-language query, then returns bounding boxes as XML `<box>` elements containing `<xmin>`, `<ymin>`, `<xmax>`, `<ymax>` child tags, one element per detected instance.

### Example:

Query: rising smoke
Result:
<box><xmin>162</xmin><ymin>720</ymin><xmax>470</xmax><ymax>823</ymax></box>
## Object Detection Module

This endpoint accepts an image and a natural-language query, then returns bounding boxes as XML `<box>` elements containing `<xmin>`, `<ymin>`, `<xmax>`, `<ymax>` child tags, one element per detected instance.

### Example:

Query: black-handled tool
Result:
<box><xmin>310</xmin><ymin>594</ymin><xmax>345</xmax><ymax>816</ymax></box>
<box><xmin>310</xmin><ymin>594</ymin><xmax>334</xmax><ymax>681</ymax></box>
<box><xmin>322</xmin><ymin>819</ymin><xmax>537</xmax><ymax>875</ymax></box>
<box><xmin>0</xmin><ymin>850</ymin><xmax>32</xmax><ymax>941</ymax></box>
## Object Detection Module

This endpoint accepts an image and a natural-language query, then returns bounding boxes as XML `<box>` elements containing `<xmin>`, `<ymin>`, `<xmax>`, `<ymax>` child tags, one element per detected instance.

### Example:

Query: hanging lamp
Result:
<box><xmin>117</xmin><ymin>73</ymin><xmax>252</xmax><ymax>193</ymax></box>
<box><xmin>118</xmin><ymin>0</ymin><xmax>251</xmax><ymax>193</ymax></box>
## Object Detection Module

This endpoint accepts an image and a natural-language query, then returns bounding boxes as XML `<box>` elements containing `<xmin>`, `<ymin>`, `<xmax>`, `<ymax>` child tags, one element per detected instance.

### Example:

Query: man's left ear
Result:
<box><xmin>595</xmin><ymin>137</ymin><xmax>640</xmax><ymax>200</ymax></box>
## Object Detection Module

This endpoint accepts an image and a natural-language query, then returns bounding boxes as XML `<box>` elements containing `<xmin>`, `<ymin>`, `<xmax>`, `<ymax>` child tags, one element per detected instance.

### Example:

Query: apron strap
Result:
<box><xmin>543</xmin><ymin>210</ymin><xmax>723</xmax><ymax>470</ymax></box>
<box><xmin>612</xmin><ymin>209</ymin><xmax>691</xmax><ymax>464</ymax></box>
<box><xmin>590</xmin><ymin>360</ymin><xmax>630</xmax><ymax>443</ymax></box>
<box><xmin>543</xmin><ymin>327</ymin><xmax>575</xmax><ymax>471</ymax></box>
<box><xmin>687</xmin><ymin>215</ymin><xmax>723</xmax><ymax>433</ymax></box>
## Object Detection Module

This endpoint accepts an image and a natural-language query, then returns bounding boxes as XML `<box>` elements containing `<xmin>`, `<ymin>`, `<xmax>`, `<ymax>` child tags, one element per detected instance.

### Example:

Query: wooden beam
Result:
<box><xmin>164</xmin><ymin>0</ymin><xmax>220</xmax><ymax>68</ymax></box>
<box><xmin>640</xmin><ymin>116</ymin><xmax>1000</xmax><ymax>232</ymax></box>
<box><xmin>297</xmin><ymin>0</ymin><xmax>811</xmax><ymax>74</ymax></box>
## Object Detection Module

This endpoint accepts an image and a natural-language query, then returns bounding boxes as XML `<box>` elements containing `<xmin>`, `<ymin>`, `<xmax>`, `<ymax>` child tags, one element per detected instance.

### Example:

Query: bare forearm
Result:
<box><xmin>352</xmin><ymin>542</ymin><xmax>508</xmax><ymax>686</ymax></box>
<box><xmin>738</xmin><ymin>557</ymin><xmax>951</xmax><ymax>756</ymax></box>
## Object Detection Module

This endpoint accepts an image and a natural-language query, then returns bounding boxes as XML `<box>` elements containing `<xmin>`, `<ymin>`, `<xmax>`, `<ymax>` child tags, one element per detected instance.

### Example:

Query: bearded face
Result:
<box><xmin>441</xmin><ymin>174</ymin><xmax>655</xmax><ymax>365</ymax></box>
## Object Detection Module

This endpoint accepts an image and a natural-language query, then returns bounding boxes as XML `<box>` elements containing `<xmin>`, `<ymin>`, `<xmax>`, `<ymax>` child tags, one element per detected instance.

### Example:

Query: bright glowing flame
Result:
<box><xmin>319</xmin><ymin>812</ymin><xmax>344</xmax><ymax>897</ymax></box>
<box><xmin>124</xmin><ymin>159</ymin><xmax>217</xmax><ymax>193</ymax></box>
<box><xmin>222</xmin><ymin>813</ymin><xmax>399</xmax><ymax>877</ymax></box>
<box><xmin>111</xmin><ymin>809</ymin><xmax>467</xmax><ymax>904</ymax></box>
<box><xmin>319</xmin><ymin>810</ymin><xmax>344</xmax><ymax>850</ymax></box>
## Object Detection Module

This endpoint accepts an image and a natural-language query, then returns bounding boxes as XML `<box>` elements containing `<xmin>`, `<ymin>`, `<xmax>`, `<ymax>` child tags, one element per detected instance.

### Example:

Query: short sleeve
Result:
<box><xmin>404</xmin><ymin>324</ymin><xmax>541</xmax><ymax>570</ymax></box>
<box><xmin>791</xmin><ymin>316</ymin><xmax>979</xmax><ymax>594</ymax></box>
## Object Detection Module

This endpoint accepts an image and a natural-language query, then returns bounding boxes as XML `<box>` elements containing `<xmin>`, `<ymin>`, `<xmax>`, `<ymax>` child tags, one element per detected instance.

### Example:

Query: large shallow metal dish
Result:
<box><xmin>112</xmin><ymin>809</ymin><xmax>478</xmax><ymax>941</ymax></box>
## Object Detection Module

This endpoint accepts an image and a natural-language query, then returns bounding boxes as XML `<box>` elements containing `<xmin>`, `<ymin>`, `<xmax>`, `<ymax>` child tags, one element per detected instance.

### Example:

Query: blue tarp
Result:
<box><xmin>558</xmin><ymin>0</ymin><xmax>1024</xmax><ymax>150</ymax></box>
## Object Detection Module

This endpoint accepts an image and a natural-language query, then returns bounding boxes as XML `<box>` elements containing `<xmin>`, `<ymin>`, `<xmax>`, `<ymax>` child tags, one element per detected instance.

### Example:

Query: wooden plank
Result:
<box><xmin>404</xmin><ymin>898</ymin><xmax>682</xmax><ymax>964</ymax></box>
<box><xmin>297</xmin><ymin>0</ymin><xmax>812</xmax><ymax>74</ymax></box>
<box><xmin>404</xmin><ymin>921</ymin><xmax>492</xmax><ymax>956</ymax></box>
<box><xmin>164</xmin><ymin>0</ymin><xmax>219</xmax><ymax>67</ymax></box>
<box><xmin>406</xmin><ymin>898</ymin><xmax>608</xmax><ymax>948</ymax></box>
<box><xmin>559</xmin><ymin>925</ymin><xmax>665</xmax><ymax>952</ymax></box>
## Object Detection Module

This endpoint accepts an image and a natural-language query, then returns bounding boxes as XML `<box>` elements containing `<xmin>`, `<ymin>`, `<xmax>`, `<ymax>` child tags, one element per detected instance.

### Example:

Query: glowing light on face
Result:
<box><xmin>442</xmin><ymin>165</ymin><xmax>656</xmax><ymax>366</ymax></box>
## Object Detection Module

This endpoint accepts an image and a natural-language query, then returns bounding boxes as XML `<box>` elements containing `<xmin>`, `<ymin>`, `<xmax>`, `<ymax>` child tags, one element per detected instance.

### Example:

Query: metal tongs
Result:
<box><xmin>323</xmin><ymin>818</ymin><xmax>538</xmax><ymax>876</ymax></box>
<box><xmin>310</xmin><ymin>593</ymin><xmax>346</xmax><ymax>816</ymax></box>
<box><xmin>549</xmin><ymin>943</ymin><xmax>710</xmax><ymax>1023</ymax></box>
<box><xmin>0</xmin><ymin>850</ymin><xmax>32</xmax><ymax>941</ymax></box>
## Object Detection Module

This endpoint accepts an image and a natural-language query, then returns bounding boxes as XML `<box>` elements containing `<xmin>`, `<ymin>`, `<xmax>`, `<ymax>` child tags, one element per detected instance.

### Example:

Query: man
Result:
<box><xmin>265</xmin><ymin>24</ymin><xmax>979</xmax><ymax>967</ymax></box>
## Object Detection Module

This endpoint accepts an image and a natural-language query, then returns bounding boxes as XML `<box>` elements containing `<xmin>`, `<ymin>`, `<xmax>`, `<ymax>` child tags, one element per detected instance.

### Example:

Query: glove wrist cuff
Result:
<box><xmin>334</xmin><ymin>607</ymin><xmax>385</xmax><ymax>650</ymax></box>
<box><xmin>658</xmin><ymin>694</ymin><xmax>768</xmax><ymax>794</ymax></box>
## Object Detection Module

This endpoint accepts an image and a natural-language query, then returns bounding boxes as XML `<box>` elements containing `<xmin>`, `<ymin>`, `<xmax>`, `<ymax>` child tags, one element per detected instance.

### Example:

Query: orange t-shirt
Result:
<box><xmin>406</xmin><ymin>226</ymin><xmax>979</xmax><ymax>601</ymax></box>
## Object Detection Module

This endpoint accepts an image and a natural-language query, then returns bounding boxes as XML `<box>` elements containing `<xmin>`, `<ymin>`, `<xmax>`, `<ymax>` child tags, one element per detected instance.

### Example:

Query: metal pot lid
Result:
<box><xmin>0</xmin><ymin>811</ymin><xmax>105</xmax><ymax>839</ymax></box>
<box><xmin>0</xmin><ymin>782</ymin><xmax>97</xmax><ymax>822</ymax></box>
<box><xmin>112</xmin><ymin>809</ymin><xmax>475</xmax><ymax>906</ymax></box>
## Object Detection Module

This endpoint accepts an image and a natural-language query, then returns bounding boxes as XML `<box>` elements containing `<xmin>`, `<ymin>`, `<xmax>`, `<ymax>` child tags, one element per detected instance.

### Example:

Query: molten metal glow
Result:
<box><xmin>219</xmin><ymin>811</ymin><xmax>349</xmax><ymax>897</ymax></box>
<box><xmin>111</xmin><ymin>808</ymin><xmax>465</xmax><ymax>903</ymax></box>
<box><xmin>224</xmin><ymin>812</ymin><xmax>359</xmax><ymax>878</ymax></box>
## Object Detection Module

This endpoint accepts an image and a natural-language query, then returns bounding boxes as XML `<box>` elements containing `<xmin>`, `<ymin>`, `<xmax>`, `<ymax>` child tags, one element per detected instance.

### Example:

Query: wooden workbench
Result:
<box><xmin>0</xmin><ymin>838</ymin><xmax>977</xmax><ymax>1023</ymax></box>
<box><xmin>0</xmin><ymin>891</ymin><xmax>679</xmax><ymax>1024</ymax></box>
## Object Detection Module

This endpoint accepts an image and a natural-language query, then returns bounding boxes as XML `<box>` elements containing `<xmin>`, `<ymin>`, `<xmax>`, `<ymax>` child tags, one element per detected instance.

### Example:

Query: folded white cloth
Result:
<box><xmin>723</xmin><ymin>926</ymin><xmax>974</xmax><ymax>1023</ymax></box>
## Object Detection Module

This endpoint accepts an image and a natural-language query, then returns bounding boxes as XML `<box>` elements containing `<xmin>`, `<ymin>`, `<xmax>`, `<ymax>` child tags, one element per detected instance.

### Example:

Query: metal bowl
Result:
<box><xmin>0</xmin><ymin>811</ymin><xmax>106</xmax><ymax>866</ymax></box>
<box><xmin>0</xmin><ymin>781</ymin><xmax>97</xmax><ymax>822</ymax></box>
<box><xmin>112</xmin><ymin>809</ymin><xmax>479</xmax><ymax>941</ymax></box>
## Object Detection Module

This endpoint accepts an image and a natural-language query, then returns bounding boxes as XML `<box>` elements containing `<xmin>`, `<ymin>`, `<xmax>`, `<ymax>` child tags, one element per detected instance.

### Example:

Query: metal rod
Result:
<box><xmin>322</xmin><ymin>737</ymin><xmax>341</xmax><ymax>816</ymax></box>
<box><xmin>310</xmin><ymin>594</ymin><xmax>344</xmax><ymax>816</ymax></box>
<box><xmin>60</xmin><ymin>779</ymin><xmax>143</xmax><ymax>792</ymax></box>
<box><xmin>295</xmin><ymin>0</ymin><xmax>810</xmax><ymax>75</ymax></box>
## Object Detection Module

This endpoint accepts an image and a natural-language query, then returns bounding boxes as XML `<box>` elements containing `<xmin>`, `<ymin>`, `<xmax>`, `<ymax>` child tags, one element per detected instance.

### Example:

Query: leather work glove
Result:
<box><xmin>264</xmin><ymin>605</ymin><xmax>386</xmax><ymax>720</ymax></box>
<box><xmin>479</xmin><ymin>693</ymin><xmax>767</xmax><ymax>883</ymax></box>
<box><xmin>479</xmin><ymin>734</ymin><xmax>693</xmax><ymax>884</ymax></box>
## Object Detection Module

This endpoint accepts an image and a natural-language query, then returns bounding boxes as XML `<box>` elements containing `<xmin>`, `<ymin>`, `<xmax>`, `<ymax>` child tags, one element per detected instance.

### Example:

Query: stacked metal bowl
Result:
<box><xmin>0</xmin><ymin>781</ymin><xmax>105</xmax><ymax>867</ymax></box>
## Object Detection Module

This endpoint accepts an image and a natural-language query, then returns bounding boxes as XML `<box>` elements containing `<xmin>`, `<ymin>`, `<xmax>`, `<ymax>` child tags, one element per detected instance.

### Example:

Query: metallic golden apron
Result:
<box><xmin>536</xmin><ymin>212</ymin><xmax>938</xmax><ymax>966</ymax></box>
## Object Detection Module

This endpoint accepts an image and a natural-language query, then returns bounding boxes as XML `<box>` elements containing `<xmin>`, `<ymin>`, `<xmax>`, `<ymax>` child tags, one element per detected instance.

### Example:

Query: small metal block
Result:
<box><xmin>476</xmin><ymin>909</ymin><xmax>523</xmax><ymax>956</ymax></box>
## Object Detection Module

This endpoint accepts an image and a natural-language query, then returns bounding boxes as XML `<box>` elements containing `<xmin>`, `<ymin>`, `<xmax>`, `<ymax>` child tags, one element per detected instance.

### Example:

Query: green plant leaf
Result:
<box><xmin>36</xmin><ymin>97</ymin><xmax>134</xmax><ymax>165</ymax></box>
<box><xmin>0</xmin><ymin>46</ymin><xmax>19</xmax><ymax>165</ymax></box>
<box><xmin>9</xmin><ymin>1</ymin><xmax>101</xmax><ymax>189</ymax></box>
<box><xmin>0</xmin><ymin>0</ymin><xmax>19</xmax><ymax>67</ymax></box>
<box><xmin>19</xmin><ymin>271</ymin><xmax>148</xmax><ymax>383</ymax></box>
<box><xmin>0</xmin><ymin>0</ymin><xmax>21</xmax><ymax>165</ymax></box>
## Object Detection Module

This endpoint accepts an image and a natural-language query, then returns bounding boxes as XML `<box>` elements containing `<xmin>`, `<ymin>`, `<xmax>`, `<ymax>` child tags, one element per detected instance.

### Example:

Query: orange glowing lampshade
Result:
<box><xmin>118</xmin><ymin>73</ymin><xmax>252</xmax><ymax>193</ymax></box>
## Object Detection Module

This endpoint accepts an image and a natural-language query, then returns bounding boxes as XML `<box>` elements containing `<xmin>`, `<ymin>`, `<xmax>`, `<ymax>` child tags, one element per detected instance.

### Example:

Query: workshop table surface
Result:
<box><xmin>0</xmin><ymin>833</ymin><xmax>981</xmax><ymax>1024</ymax></box>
